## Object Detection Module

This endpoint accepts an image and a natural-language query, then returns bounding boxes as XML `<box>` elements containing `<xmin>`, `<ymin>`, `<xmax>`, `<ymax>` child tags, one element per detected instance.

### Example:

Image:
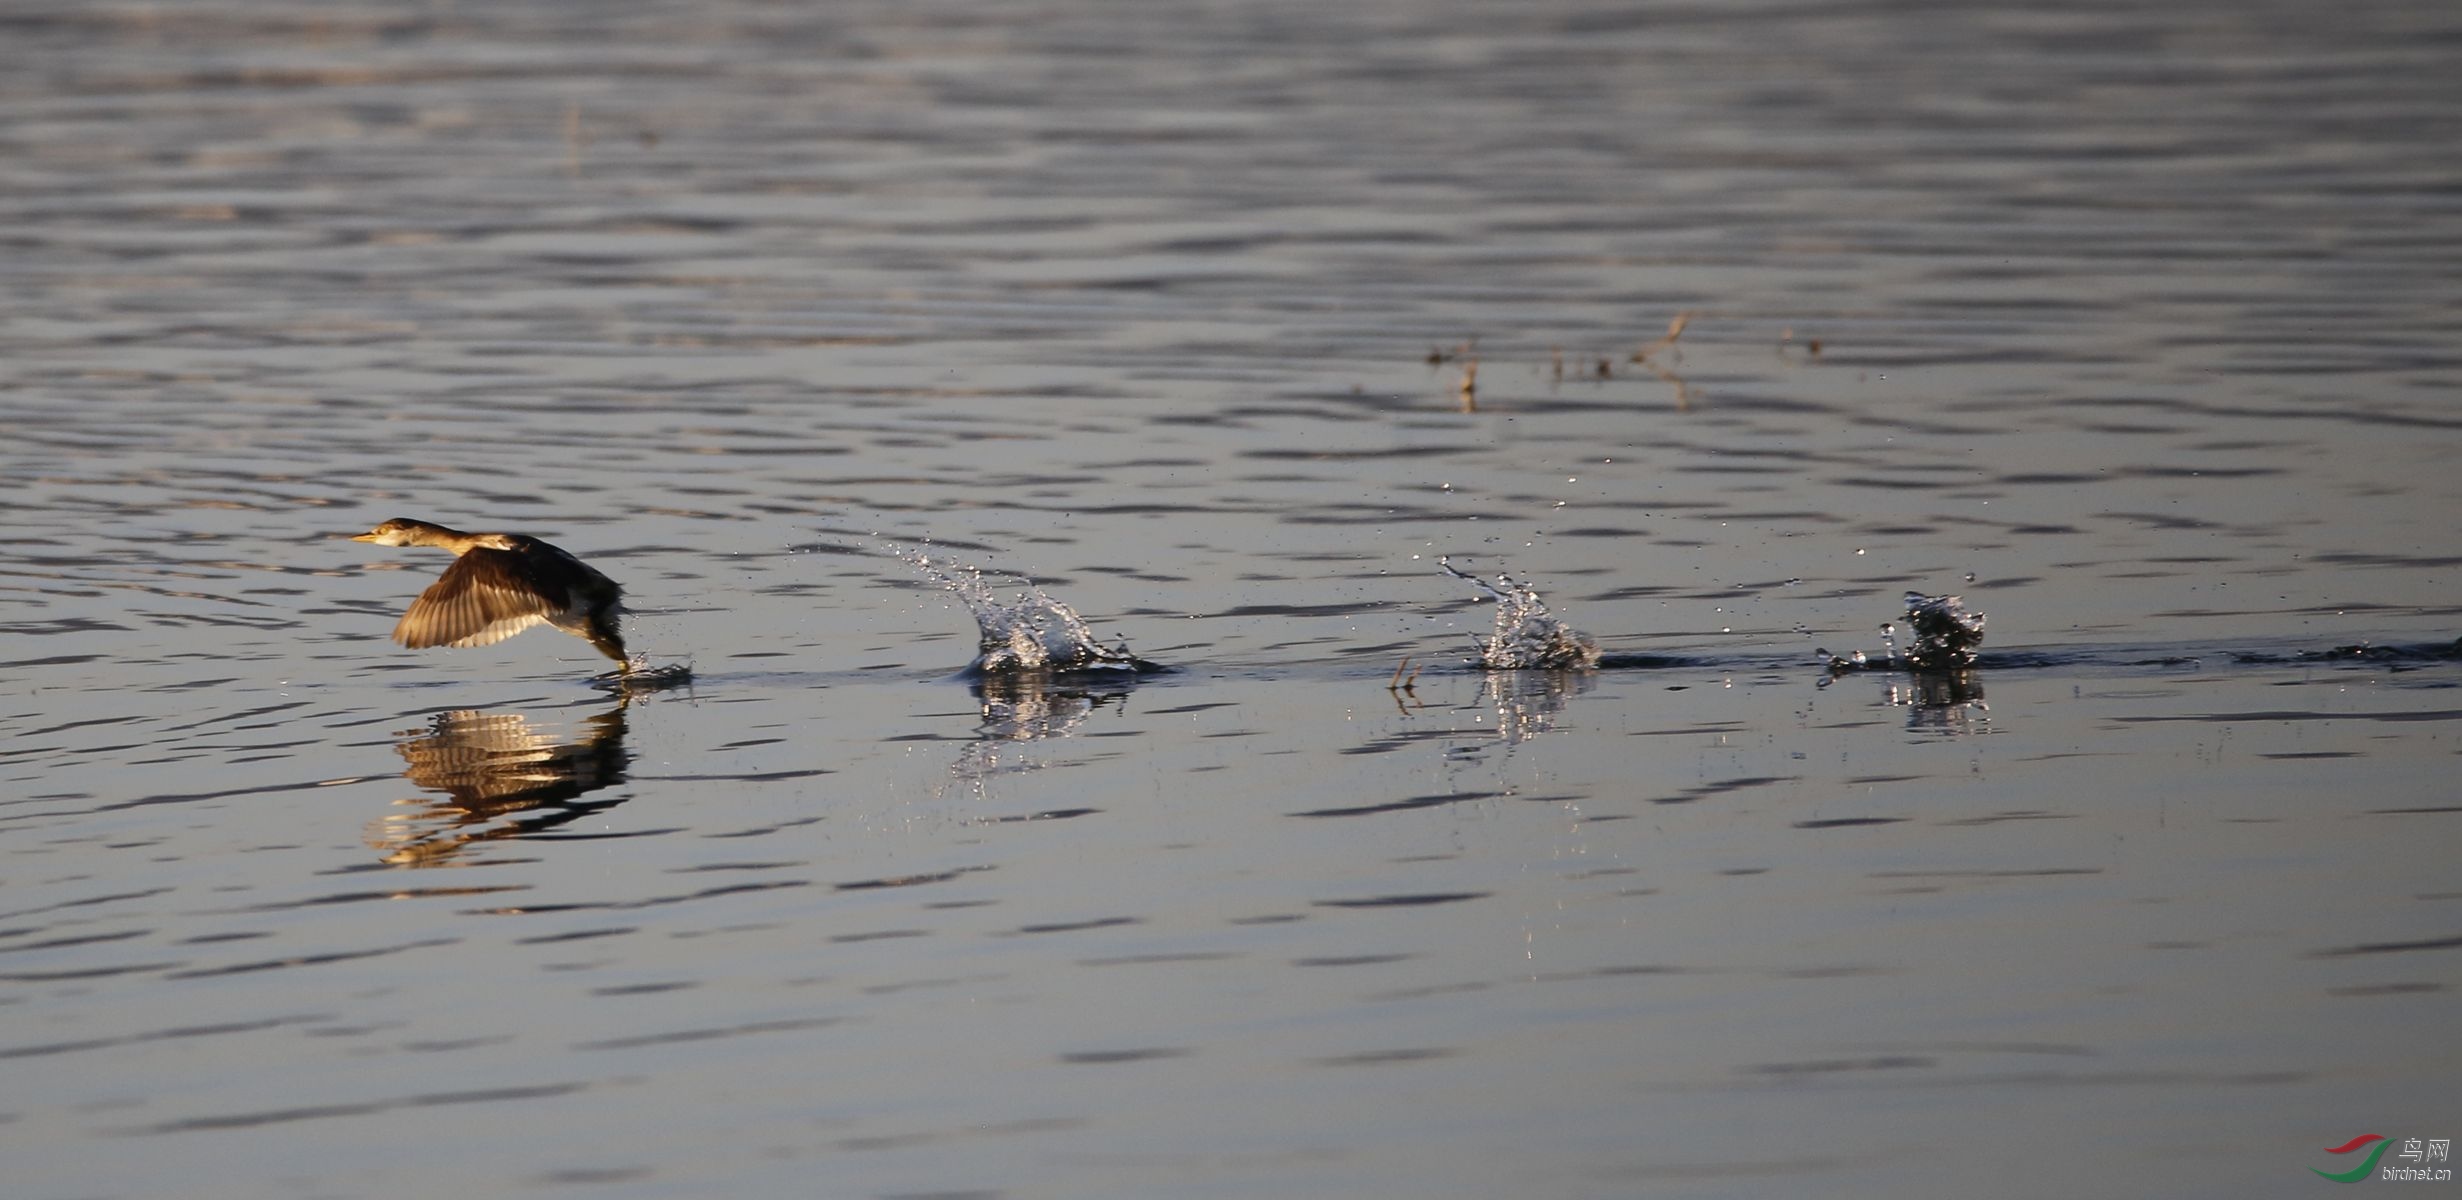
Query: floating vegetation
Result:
<box><xmin>1439</xmin><ymin>314</ymin><xmax>1694</xmax><ymax>408</ymax></box>
<box><xmin>1629</xmin><ymin>311</ymin><xmax>1691</xmax><ymax>363</ymax></box>
<box><xmin>1385</xmin><ymin>656</ymin><xmax>1428</xmax><ymax>712</ymax></box>
<box><xmin>895</xmin><ymin>544</ymin><xmax>1159</xmax><ymax>677</ymax></box>
<box><xmin>1438</xmin><ymin>558</ymin><xmax>1601</xmax><ymax>670</ymax></box>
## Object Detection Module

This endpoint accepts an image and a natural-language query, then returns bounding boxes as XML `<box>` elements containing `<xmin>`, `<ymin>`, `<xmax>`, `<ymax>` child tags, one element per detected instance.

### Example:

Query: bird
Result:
<box><xmin>350</xmin><ymin>518</ymin><xmax>631</xmax><ymax>672</ymax></box>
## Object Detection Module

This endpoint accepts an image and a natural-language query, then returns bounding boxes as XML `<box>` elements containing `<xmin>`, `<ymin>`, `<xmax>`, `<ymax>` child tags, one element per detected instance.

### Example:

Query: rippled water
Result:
<box><xmin>5</xmin><ymin>2</ymin><xmax>2459</xmax><ymax>1196</ymax></box>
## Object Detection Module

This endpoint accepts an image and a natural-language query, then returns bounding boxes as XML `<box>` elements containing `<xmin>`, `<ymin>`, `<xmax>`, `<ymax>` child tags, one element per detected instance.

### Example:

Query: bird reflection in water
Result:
<box><xmin>1817</xmin><ymin>656</ymin><xmax>1990</xmax><ymax>732</ymax></box>
<box><xmin>945</xmin><ymin>672</ymin><xmax>1133</xmax><ymax>794</ymax></box>
<box><xmin>1886</xmin><ymin>669</ymin><xmax>1989</xmax><ymax>733</ymax></box>
<box><xmin>1478</xmin><ymin>668</ymin><xmax>1595</xmax><ymax>745</ymax></box>
<box><xmin>367</xmin><ymin>701</ymin><xmax>632</xmax><ymax>866</ymax></box>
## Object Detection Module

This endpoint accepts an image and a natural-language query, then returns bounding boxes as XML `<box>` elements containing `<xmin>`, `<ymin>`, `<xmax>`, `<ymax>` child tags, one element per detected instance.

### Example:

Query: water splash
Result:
<box><xmin>594</xmin><ymin>660</ymin><xmax>695</xmax><ymax>693</ymax></box>
<box><xmin>1812</xmin><ymin>594</ymin><xmax>1990</xmax><ymax>731</ymax></box>
<box><xmin>1437</xmin><ymin>558</ymin><xmax>1601</xmax><ymax>670</ymax></box>
<box><xmin>1820</xmin><ymin>591</ymin><xmax>1987</xmax><ymax>674</ymax></box>
<box><xmin>894</xmin><ymin>543</ymin><xmax>1154</xmax><ymax>676</ymax></box>
<box><xmin>1895</xmin><ymin>592</ymin><xmax>1986</xmax><ymax>670</ymax></box>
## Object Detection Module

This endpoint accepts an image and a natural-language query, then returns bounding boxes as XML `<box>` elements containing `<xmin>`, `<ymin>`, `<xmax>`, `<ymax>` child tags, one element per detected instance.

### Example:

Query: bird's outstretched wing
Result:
<box><xmin>394</xmin><ymin>548</ymin><xmax>574</xmax><ymax>649</ymax></box>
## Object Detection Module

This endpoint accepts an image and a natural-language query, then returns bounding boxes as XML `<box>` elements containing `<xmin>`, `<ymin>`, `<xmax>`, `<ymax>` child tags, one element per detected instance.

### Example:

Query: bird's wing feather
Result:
<box><xmin>394</xmin><ymin>549</ymin><xmax>568</xmax><ymax>650</ymax></box>
<box><xmin>440</xmin><ymin>612</ymin><xmax>551</xmax><ymax>649</ymax></box>
<box><xmin>523</xmin><ymin>540</ymin><xmax>619</xmax><ymax>604</ymax></box>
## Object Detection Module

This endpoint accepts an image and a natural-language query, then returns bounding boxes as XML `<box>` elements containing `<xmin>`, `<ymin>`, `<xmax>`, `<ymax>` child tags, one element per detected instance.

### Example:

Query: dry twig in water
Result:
<box><xmin>1387</xmin><ymin>656</ymin><xmax>1425</xmax><ymax>712</ymax></box>
<box><xmin>1630</xmin><ymin>311</ymin><xmax>1692</xmax><ymax>362</ymax></box>
<box><xmin>1388</xmin><ymin>656</ymin><xmax>1422</xmax><ymax>693</ymax></box>
<box><xmin>1637</xmin><ymin>356</ymin><xmax>1695</xmax><ymax>410</ymax></box>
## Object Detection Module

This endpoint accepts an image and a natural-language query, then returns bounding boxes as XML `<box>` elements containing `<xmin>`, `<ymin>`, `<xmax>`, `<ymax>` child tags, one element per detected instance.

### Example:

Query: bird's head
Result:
<box><xmin>350</xmin><ymin>518</ymin><xmax>443</xmax><ymax>547</ymax></box>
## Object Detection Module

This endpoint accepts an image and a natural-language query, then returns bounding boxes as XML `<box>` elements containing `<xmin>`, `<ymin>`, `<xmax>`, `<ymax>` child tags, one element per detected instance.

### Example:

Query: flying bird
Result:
<box><xmin>350</xmin><ymin>518</ymin><xmax>630</xmax><ymax>672</ymax></box>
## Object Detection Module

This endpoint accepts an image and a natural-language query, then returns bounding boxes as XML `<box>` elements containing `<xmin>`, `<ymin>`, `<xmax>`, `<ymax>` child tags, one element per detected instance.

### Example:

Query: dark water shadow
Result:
<box><xmin>2231</xmin><ymin>638</ymin><xmax>2462</xmax><ymax>667</ymax></box>
<box><xmin>1594</xmin><ymin>652</ymin><xmax>1716</xmax><ymax>671</ymax></box>
<box><xmin>951</xmin><ymin>658</ymin><xmax>1173</xmax><ymax>686</ymax></box>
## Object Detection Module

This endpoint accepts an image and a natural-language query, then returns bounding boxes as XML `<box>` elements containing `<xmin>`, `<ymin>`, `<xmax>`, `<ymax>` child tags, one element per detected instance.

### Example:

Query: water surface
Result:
<box><xmin>4</xmin><ymin>2</ymin><xmax>2459</xmax><ymax>1196</ymax></box>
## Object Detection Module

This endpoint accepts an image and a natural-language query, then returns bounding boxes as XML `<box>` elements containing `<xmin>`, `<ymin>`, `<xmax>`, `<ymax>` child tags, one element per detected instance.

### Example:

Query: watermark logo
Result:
<box><xmin>2312</xmin><ymin>1135</ymin><xmax>2453</xmax><ymax>1183</ymax></box>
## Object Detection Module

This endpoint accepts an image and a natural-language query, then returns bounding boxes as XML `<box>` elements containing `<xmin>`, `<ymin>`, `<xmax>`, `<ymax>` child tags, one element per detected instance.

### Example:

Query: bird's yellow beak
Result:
<box><xmin>349</xmin><ymin>531</ymin><xmax>381</xmax><ymax>542</ymax></box>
